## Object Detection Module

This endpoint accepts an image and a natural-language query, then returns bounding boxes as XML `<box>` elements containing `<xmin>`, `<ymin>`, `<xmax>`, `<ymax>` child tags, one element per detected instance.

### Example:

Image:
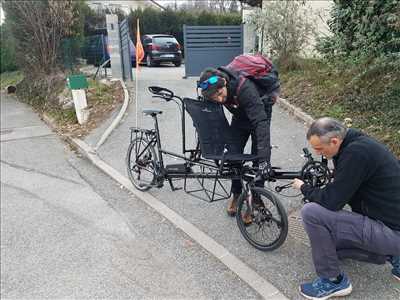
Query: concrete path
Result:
<box><xmin>1</xmin><ymin>93</ymin><xmax>266</xmax><ymax>299</ymax></box>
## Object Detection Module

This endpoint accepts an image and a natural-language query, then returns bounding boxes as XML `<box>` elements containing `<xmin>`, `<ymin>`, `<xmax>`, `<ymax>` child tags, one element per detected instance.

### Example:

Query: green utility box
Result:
<box><xmin>67</xmin><ymin>74</ymin><xmax>88</xmax><ymax>90</ymax></box>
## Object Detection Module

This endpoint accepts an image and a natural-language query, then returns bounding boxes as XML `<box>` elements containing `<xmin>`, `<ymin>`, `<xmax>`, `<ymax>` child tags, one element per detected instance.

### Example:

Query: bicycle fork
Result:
<box><xmin>244</xmin><ymin>181</ymin><xmax>254</xmax><ymax>211</ymax></box>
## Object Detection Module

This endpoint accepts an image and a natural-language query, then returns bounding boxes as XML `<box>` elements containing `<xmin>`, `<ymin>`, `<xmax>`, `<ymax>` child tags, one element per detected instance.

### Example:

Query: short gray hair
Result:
<box><xmin>306</xmin><ymin>117</ymin><xmax>347</xmax><ymax>143</ymax></box>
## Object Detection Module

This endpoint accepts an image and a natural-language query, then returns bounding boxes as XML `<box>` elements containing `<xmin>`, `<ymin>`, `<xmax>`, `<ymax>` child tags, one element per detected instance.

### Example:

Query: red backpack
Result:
<box><xmin>218</xmin><ymin>54</ymin><xmax>280</xmax><ymax>100</ymax></box>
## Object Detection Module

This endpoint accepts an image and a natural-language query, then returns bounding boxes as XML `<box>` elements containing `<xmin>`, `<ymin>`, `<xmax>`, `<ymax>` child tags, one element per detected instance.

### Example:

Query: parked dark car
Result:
<box><xmin>142</xmin><ymin>34</ymin><xmax>182</xmax><ymax>67</ymax></box>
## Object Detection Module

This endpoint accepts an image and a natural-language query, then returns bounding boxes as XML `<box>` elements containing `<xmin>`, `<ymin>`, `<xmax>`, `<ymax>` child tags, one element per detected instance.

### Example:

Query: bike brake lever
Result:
<box><xmin>275</xmin><ymin>182</ymin><xmax>292</xmax><ymax>193</ymax></box>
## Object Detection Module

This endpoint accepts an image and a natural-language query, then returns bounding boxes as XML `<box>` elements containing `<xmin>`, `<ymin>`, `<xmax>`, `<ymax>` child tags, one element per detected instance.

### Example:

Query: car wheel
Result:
<box><xmin>174</xmin><ymin>60</ymin><xmax>182</xmax><ymax>67</ymax></box>
<box><xmin>146</xmin><ymin>55</ymin><xmax>154</xmax><ymax>67</ymax></box>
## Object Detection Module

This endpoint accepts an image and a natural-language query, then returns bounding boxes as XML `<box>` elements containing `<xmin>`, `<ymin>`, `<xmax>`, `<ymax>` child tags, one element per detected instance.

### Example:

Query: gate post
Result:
<box><xmin>183</xmin><ymin>24</ymin><xmax>188</xmax><ymax>79</ymax></box>
<box><xmin>119</xmin><ymin>19</ymin><xmax>133</xmax><ymax>81</ymax></box>
<box><xmin>106</xmin><ymin>14</ymin><xmax>123</xmax><ymax>79</ymax></box>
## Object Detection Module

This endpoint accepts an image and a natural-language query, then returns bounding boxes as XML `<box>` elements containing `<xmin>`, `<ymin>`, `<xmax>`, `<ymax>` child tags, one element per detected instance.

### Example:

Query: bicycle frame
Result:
<box><xmin>129</xmin><ymin>112</ymin><xmax>311</xmax><ymax>203</ymax></box>
<box><xmin>128</xmin><ymin>86</ymin><xmax>330</xmax><ymax>202</ymax></box>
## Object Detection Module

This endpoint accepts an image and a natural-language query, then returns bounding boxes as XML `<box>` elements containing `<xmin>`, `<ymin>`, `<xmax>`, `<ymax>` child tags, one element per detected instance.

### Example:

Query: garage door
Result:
<box><xmin>183</xmin><ymin>25</ymin><xmax>243</xmax><ymax>77</ymax></box>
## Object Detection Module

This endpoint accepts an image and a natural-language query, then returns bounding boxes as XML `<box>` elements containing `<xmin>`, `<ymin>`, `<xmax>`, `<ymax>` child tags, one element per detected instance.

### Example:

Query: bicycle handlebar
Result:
<box><xmin>247</xmin><ymin>147</ymin><xmax>331</xmax><ymax>193</ymax></box>
<box><xmin>148</xmin><ymin>86</ymin><xmax>182</xmax><ymax>103</ymax></box>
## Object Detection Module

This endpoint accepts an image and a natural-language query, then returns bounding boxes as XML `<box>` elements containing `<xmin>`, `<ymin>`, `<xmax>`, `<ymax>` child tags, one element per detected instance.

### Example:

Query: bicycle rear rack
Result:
<box><xmin>183</xmin><ymin>164</ymin><xmax>231</xmax><ymax>202</ymax></box>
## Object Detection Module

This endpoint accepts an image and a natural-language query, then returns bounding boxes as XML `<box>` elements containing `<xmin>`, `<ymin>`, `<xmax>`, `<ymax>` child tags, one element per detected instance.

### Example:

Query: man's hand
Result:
<box><xmin>292</xmin><ymin>178</ymin><xmax>305</xmax><ymax>190</ymax></box>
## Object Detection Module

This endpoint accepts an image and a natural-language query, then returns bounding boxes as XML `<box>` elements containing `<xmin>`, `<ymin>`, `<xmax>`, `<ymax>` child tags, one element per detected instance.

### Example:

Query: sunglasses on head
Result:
<box><xmin>197</xmin><ymin>75</ymin><xmax>219</xmax><ymax>90</ymax></box>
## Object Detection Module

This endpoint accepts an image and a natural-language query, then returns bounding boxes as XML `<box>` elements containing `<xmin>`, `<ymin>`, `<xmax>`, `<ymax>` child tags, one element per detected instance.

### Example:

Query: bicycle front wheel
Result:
<box><xmin>126</xmin><ymin>137</ymin><xmax>157</xmax><ymax>191</ymax></box>
<box><xmin>236</xmin><ymin>187</ymin><xmax>288</xmax><ymax>251</ymax></box>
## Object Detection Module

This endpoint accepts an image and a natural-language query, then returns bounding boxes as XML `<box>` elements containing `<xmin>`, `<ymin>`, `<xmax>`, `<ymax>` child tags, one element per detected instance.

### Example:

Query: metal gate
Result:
<box><xmin>120</xmin><ymin>19</ymin><xmax>132</xmax><ymax>81</ymax></box>
<box><xmin>183</xmin><ymin>25</ymin><xmax>243</xmax><ymax>77</ymax></box>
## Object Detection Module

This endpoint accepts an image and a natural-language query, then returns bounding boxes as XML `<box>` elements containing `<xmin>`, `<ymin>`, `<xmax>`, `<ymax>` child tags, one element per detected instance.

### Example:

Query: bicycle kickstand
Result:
<box><xmin>167</xmin><ymin>178</ymin><xmax>182</xmax><ymax>191</ymax></box>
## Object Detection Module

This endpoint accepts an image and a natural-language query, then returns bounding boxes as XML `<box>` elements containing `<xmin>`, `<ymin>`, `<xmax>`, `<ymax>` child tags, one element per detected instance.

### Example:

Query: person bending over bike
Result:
<box><xmin>198</xmin><ymin>66</ymin><xmax>280</xmax><ymax>221</ymax></box>
<box><xmin>292</xmin><ymin>117</ymin><xmax>400</xmax><ymax>300</ymax></box>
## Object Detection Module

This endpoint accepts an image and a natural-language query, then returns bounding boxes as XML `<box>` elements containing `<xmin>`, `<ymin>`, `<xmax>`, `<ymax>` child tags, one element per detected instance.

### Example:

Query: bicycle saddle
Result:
<box><xmin>143</xmin><ymin>109</ymin><xmax>162</xmax><ymax>116</ymax></box>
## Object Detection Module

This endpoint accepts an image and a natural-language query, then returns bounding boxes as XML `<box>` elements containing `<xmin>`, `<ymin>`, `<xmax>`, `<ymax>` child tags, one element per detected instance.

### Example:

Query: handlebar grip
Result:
<box><xmin>303</xmin><ymin>148</ymin><xmax>310</xmax><ymax>156</ymax></box>
<box><xmin>152</xmin><ymin>95</ymin><xmax>171</xmax><ymax>101</ymax></box>
<box><xmin>303</xmin><ymin>148</ymin><xmax>313</xmax><ymax>161</ymax></box>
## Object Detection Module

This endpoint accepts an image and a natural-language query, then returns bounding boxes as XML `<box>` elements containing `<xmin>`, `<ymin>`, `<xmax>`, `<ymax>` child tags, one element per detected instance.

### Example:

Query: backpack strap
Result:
<box><xmin>218</xmin><ymin>66</ymin><xmax>247</xmax><ymax>98</ymax></box>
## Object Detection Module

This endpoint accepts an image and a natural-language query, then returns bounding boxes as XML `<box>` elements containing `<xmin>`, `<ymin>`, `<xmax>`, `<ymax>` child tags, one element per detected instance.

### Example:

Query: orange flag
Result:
<box><xmin>136</xmin><ymin>19</ymin><xmax>144</xmax><ymax>67</ymax></box>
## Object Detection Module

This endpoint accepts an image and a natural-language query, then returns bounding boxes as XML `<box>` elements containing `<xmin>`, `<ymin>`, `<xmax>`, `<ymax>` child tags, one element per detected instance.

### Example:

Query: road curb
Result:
<box><xmin>41</xmin><ymin>112</ymin><xmax>59</xmax><ymax>129</ymax></box>
<box><xmin>68</xmin><ymin>137</ymin><xmax>289</xmax><ymax>300</ymax></box>
<box><xmin>276</xmin><ymin>97</ymin><xmax>314</xmax><ymax>127</ymax></box>
<box><xmin>94</xmin><ymin>79</ymin><xmax>130</xmax><ymax>150</ymax></box>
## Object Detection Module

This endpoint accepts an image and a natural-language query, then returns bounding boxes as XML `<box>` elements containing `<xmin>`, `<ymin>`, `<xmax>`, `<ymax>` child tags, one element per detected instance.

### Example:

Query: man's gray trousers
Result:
<box><xmin>301</xmin><ymin>202</ymin><xmax>400</xmax><ymax>278</ymax></box>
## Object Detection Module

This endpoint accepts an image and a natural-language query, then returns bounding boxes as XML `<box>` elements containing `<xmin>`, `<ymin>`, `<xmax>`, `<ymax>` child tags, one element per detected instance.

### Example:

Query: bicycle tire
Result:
<box><xmin>126</xmin><ymin>137</ymin><xmax>158</xmax><ymax>191</ymax></box>
<box><xmin>236</xmin><ymin>187</ymin><xmax>288</xmax><ymax>251</ymax></box>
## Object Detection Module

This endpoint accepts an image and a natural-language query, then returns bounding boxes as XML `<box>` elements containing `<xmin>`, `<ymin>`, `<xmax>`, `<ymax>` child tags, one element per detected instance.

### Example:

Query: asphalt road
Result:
<box><xmin>86</xmin><ymin>65</ymin><xmax>400</xmax><ymax>299</ymax></box>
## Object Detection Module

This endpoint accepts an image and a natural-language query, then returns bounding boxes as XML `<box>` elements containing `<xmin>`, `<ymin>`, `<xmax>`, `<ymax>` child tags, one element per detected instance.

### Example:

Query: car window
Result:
<box><xmin>153</xmin><ymin>36</ymin><xmax>177</xmax><ymax>44</ymax></box>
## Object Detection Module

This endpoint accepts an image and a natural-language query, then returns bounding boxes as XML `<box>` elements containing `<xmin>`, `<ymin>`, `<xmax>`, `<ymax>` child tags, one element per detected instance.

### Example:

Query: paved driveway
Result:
<box><xmin>85</xmin><ymin>65</ymin><xmax>400</xmax><ymax>299</ymax></box>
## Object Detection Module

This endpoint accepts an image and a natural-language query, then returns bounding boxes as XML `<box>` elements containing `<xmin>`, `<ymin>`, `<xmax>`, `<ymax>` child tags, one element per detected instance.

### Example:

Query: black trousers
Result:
<box><xmin>230</xmin><ymin>101</ymin><xmax>272</xmax><ymax>195</ymax></box>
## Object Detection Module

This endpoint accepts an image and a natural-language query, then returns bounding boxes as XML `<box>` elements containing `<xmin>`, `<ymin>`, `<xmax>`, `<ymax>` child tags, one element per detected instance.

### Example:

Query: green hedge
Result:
<box><xmin>0</xmin><ymin>24</ymin><xmax>18</xmax><ymax>73</ymax></box>
<box><xmin>128</xmin><ymin>7</ymin><xmax>241</xmax><ymax>52</ymax></box>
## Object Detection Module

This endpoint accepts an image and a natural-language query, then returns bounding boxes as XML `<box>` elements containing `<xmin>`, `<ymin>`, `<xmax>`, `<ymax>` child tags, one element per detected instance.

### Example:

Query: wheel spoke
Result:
<box><xmin>127</xmin><ymin>138</ymin><xmax>157</xmax><ymax>191</ymax></box>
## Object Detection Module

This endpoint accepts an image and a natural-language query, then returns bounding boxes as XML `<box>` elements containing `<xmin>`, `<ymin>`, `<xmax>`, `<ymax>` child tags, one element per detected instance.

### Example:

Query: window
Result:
<box><xmin>153</xmin><ymin>36</ymin><xmax>177</xmax><ymax>45</ymax></box>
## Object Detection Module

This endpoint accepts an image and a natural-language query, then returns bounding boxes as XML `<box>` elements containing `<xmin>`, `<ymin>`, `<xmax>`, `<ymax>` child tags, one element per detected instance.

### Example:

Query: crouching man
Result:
<box><xmin>292</xmin><ymin>117</ymin><xmax>400</xmax><ymax>299</ymax></box>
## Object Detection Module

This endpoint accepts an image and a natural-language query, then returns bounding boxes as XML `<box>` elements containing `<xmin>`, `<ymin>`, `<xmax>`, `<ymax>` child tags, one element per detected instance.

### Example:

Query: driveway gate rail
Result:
<box><xmin>120</xmin><ymin>19</ymin><xmax>132</xmax><ymax>81</ymax></box>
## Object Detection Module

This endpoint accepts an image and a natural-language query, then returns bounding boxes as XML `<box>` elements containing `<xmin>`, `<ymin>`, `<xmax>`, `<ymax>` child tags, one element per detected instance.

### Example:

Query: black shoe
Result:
<box><xmin>227</xmin><ymin>194</ymin><xmax>240</xmax><ymax>217</ymax></box>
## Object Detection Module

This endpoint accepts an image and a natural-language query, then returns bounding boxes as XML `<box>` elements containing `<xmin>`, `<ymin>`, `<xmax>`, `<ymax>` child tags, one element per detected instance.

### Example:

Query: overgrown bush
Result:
<box><xmin>2</xmin><ymin>0</ymin><xmax>79</xmax><ymax>75</ymax></box>
<box><xmin>2</xmin><ymin>0</ymin><xmax>82</xmax><ymax>108</ymax></box>
<box><xmin>318</xmin><ymin>0</ymin><xmax>400</xmax><ymax>58</ymax></box>
<box><xmin>16</xmin><ymin>73</ymin><xmax>66</xmax><ymax>109</ymax></box>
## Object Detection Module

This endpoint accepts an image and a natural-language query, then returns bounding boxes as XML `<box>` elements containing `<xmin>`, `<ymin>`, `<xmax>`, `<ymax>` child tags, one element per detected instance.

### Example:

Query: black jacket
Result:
<box><xmin>301</xmin><ymin>129</ymin><xmax>400</xmax><ymax>231</ymax></box>
<box><xmin>222</xmin><ymin>71</ymin><xmax>272</xmax><ymax>160</ymax></box>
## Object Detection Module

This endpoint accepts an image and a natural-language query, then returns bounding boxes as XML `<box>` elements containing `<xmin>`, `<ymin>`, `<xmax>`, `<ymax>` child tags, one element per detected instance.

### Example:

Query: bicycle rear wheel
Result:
<box><xmin>236</xmin><ymin>187</ymin><xmax>288</xmax><ymax>251</ymax></box>
<box><xmin>126</xmin><ymin>137</ymin><xmax>157</xmax><ymax>191</ymax></box>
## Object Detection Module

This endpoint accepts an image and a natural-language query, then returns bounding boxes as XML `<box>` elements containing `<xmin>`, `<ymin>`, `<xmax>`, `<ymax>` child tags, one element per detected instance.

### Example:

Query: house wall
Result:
<box><xmin>242</xmin><ymin>8</ymin><xmax>257</xmax><ymax>54</ymax></box>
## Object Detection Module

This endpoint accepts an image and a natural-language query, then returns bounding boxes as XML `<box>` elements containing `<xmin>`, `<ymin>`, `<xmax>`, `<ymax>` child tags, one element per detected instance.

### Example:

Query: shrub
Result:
<box><xmin>247</xmin><ymin>1</ymin><xmax>317</xmax><ymax>69</ymax></box>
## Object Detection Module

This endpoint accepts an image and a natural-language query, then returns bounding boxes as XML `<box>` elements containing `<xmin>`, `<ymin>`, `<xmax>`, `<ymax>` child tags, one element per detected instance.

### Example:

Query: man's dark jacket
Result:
<box><xmin>221</xmin><ymin>70</ymin><xmax>275</xmax><ymax>160</ymax></box>
<box><xmin>301</xmin><ymin>129</ymin><xmax>400</xmax><ymax>231</ymax></box>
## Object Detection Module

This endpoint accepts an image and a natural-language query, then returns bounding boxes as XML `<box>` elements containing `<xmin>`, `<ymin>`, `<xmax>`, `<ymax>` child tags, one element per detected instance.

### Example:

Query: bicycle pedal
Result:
<box><xmin>155</xmin><ymin>181</ymin><xmax>164</xmax><ymax>188</ymax></box>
